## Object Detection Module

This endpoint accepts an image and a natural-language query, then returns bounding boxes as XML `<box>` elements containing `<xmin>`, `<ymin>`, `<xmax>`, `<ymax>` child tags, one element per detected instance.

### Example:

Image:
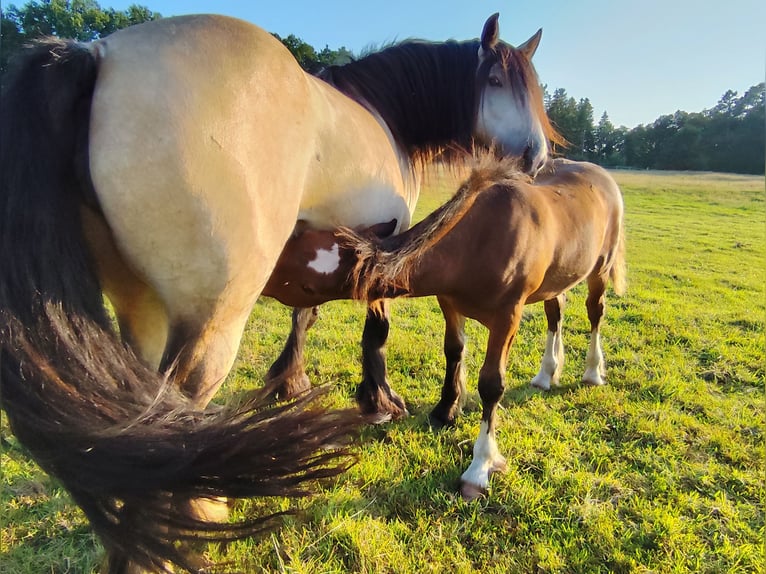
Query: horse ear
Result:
<box><xmin>481</xmin><ymin>13</ymin><xmax>500</xmax><ymax>52</ymax></box>
<box><xmin>518</xmin><ymin>28</ymin><xmax>543</xmax><ymax>60</ymax></box>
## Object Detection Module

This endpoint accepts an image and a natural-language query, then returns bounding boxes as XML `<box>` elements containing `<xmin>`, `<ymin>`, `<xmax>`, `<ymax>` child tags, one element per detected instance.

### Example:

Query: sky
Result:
<box><xmin>109</xmin><ymin>0</ymin><xmax>765</xmax><ymax>128</ymax></box>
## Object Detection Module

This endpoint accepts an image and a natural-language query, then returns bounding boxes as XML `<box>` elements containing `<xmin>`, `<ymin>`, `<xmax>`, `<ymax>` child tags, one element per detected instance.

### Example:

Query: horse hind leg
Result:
<box><xmin>460</xmin><ymin>303</ymin><xmax>523</xmax><ymax>500</ymax></box>
<box><xmin>81</xmin><ymin>206</ymin><xmax>169</xmax><ymax>368</ymax></box>
<box><xmin>531</xmin><ymin>293</ymin><xmax>566</xmax><ymax>391</ymax></box>
<box><xmin>429</xmin><ymin>296</ymin><xmax>467</xmax><ymax>429</ymax></box>
<box><xmin>582</xmin><ymin>273</ymin><xmax>608</xmax><ymax>386</ymax></box>
<box><xmin>161</xmin><ymin>306</ymin><xmax>256</xmax><ymax>408</ymax></box>
<box><xmin>356</xmin><ymin>299</ymin><xmax>408</xmax><ymax>423</ymax></box>
<box><xmin>265</xmin><ymin>306</ymin><xmax>319</xmax><ymax>400</ymax></box>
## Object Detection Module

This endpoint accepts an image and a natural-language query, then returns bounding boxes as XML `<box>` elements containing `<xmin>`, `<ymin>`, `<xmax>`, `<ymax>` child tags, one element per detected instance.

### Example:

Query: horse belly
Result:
<box><xmin>88</xmin><ymin>15</ymin><xmax>319</xmax><ymax>318</ymax></box>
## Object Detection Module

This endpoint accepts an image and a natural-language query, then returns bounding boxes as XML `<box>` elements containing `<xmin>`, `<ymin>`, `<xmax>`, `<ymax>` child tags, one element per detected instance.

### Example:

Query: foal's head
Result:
<box><xmin>264</xmin><ymin>219</ymin><xmax>397</xmax><ymax>308</ymax></box>
<box><xmin>474</xmin><ymin>13</ymin><xmax>562</xmax><ymax>175</ymax></box>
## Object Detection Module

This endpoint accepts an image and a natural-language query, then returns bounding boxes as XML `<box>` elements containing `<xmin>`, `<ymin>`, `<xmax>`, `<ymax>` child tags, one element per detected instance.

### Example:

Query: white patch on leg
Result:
<box><xmin>582</xmin><ymin>330</ymin><xmax>606</xmax><ymax>386</ymax></box>
<box><xmin>531</xmin><ymin>331</ymin><xmax>563</xmax><ymax>390</ymax></box>
<box><xmin>307</xmin><ymin>243</ymin><xmax>340</xmax><ymax>275</ymax></box>
<box><xmin>460</xmin><ymin>421</ymin><xmax>507</xmax><ymax>499</ymax></box>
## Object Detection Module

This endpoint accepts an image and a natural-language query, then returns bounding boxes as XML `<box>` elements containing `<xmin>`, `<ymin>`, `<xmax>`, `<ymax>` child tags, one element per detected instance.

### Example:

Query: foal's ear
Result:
<box><xmin>481</xmin><ymin>13</ymin><xmax>500</xmax><ymax>53</ymax></box>
<box><xmin>518</xmin><ymin>28</ymin><xmax>543</xmax><ymax>60</ymax></box>
<box><xmin>366</xmin><ymin>218</ymin><xmax>398</xmax><ymax>239</ymax></box>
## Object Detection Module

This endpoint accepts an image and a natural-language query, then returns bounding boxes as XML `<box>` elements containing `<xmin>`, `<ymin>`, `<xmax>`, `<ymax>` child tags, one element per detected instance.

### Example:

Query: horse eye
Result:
<box><xmin>488</xmin><ymin>76</ymin><xmax>503</xmax><ymax>88</ymax></box>
<box><xmin>301</xmin><ymin>284</ymin><xmax>316</xmax><ymax>295</ymax></box>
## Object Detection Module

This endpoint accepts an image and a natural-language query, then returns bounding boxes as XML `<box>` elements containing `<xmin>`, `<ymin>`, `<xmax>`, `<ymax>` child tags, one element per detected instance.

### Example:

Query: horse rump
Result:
<box><xmin>1</xmin><ymin>38</ymin><xmax>363</xmax><ymax>573</ymax></box>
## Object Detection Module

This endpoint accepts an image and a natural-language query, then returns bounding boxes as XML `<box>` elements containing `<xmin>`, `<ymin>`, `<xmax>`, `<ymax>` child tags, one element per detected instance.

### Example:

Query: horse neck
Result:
<box><xmin>322</xmin><ymin>41</ymin><xmax>480</xmax><ymax>161</ymax></box>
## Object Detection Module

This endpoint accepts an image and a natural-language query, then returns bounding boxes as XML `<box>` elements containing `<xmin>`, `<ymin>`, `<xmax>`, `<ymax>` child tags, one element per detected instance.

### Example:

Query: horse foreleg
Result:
<box><xmin>460</xmin><ymin>304</ymin><xmax>522</xmax><ymax>500</ymax></box>
<box><xmin>429</xmin><ymin>297</ymin><xmax>467</xmax><ymax>429</ymax></box>
<box><xmin>356</xmin><ymin>299</ymin><xmax>408</xmax><ymax>423</ymax></box>
<box><xmin>265</xmin><ymin>306</ymin><xmax>319</xmax><ymax>400</ymax></box>
<box><xmin>531</xmin><ymin>293</ymin><xmax>567</xmax><ymax>390</ymax></box>
<box><xmin>583</xmin><ymin>274</ymin><xmax>608</xmax><ymax>386</ymax></box>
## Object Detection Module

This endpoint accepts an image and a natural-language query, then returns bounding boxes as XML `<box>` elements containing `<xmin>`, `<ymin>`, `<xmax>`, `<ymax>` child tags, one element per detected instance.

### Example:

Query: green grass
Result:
<box><xmin>2</xmin><ymin>169</ymin><xmax>764</xmax><ymax>573</ymax></box>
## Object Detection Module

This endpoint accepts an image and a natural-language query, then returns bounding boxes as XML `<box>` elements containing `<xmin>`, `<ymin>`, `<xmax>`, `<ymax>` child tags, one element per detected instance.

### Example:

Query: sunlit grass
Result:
<box><xmin>2</xmin><ymin>168</ymin><xmax>763</xmax><ymax>573</ymax></box>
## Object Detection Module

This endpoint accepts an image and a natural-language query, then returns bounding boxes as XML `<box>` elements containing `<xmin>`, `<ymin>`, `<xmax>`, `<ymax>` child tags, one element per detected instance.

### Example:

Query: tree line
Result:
<box><xmin>3</xmin><ymin>1</ymin><xmax>763</xmax><ymax>174</ymax></box>
<box><xmin>545</xmin><ymin>85</ymin><xmax>764</xmax><ymax>174</ymax></box>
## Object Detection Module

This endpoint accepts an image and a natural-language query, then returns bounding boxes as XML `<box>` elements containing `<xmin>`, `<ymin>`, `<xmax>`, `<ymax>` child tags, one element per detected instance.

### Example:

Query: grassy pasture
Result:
<box><xmin>2</xmin><ymin>168</ymin><xmax>764</xmax><ymax>573</ymax></box>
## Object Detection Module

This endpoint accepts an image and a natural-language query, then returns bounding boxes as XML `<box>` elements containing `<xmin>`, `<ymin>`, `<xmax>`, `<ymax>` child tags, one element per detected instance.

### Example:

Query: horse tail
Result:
<box><xmin>339</xmin><ymin>154</ymin><xmax>525</xmax><ymax>299</ymax></box>
<box><xmin>610</xmin><ymin>222</ymin><xmax>627</xmax><ymax>296</ymax></box>
<box><xmin>1</xmin><ymin>39</ymin><xmax>363</xmax><ymax>572</ymax></box>
<box><xmin>609</xmin><ymin>199</ymin><xmax>627</xmax><ymax>296</ymax></box>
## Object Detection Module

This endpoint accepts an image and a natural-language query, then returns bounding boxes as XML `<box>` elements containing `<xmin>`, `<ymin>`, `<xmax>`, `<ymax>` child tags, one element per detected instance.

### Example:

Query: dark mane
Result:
<box><xmin>320</xmin><ymin>40</ymin><xmax>481</xmax><ymax>163</ymax></box>
<box><xmin>320</xmin><ymin>38</ymin><xmax>562</xmax><ymax>165</ymax></box>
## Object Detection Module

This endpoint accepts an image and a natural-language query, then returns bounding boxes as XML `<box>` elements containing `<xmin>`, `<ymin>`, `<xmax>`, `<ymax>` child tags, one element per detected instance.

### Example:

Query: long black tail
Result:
<box><xmin>0</xmin><ymin>39</ymin><xmax>363</xmax><ymax>573</ymax></box>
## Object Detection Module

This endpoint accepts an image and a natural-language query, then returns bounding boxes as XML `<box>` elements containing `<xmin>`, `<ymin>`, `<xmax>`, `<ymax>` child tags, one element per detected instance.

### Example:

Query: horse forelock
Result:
<box><xmin>322</xmin><ymin>40</ymin><xmax>481</xmax><ymax>164</ymax></box>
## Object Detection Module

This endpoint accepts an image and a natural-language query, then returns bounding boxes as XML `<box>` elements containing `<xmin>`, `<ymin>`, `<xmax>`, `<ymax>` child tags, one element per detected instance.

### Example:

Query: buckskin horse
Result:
<box><xmin>265</xmin><ymin>157</ymin><xmax>626</xmax><ymax>500</ymax></box>
<box><xmin>0</xmin><ymin>12</ymin><xmax>556</xmax><ymax>573</ymax></box>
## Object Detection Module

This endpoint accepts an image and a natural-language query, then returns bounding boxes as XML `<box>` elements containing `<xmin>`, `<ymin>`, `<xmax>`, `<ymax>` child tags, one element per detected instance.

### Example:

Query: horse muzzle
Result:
<box><xmin>521</xmin><ymin>142</ymin><xmax>548</xmax><ymax>177</ymax></box>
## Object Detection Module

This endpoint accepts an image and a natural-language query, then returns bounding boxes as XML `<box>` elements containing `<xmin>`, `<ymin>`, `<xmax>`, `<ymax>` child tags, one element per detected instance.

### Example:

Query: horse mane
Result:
<box><xmin>321</xmin><ymin>38</ymin><xmax>563</xmax><ymax>168</ymax></box>
<box><xmin>338</xmin><ymin>154</ymin><xmax>528</xmax><ymax>300</ymax></box>
<box><xmin>320</xmin><ymin>40</ymin><xmax>481</xmax><ymax>166</ymax></box>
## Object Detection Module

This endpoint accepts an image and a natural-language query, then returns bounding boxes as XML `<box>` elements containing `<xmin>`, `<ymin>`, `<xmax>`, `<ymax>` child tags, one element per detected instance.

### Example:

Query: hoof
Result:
<box><xmin>460</xmin><ymin>481</ymin><xmax>488</xmax><ymax>501</ymax></box>
<box><xmin>583</xmin><ymin>378</ymin><xmax>606</xmax><ymax>387</ymax></box>
<box><xmin>428</xmin><ymin>406</ymin><xmax>459</xmax><ymax>431</ymax></box>
<box><xmin>582</xmin><ymin>370</ymin><xmax>606</xmax><ymax>387</ymax></box>
<box><xmin>185</xmin><ymin>496</ymin><xmax>230</xmax><ymax>523</ymax></box>
<box><xmin>365</xmin><ymin>405</ymin><xmax>410</xmax><ymax>425</ymax></box>
<box><xmin>356</xmin><ymin>387</ymin><xmax>409</xmax><ymax>423</ymax></box>
<box><xmin>271</xmin><ymin>373</ymin><xmax>312</xmax><ymax>401</ymax></box>
<box><xmin>490</xmin><ymin>458</ymin><xmax>508</xmax><ymax>475</ymax></box>
<box><xmin>427</xmin><ymin>413</ymin><xmax>453</xmax><ymax>431</ymax></box>
<box><xmin>530</xmin><ymin>376</ymin><xmax>551</xmax><ymax>391</ymax></box>
<box><xmin>368</xmin><ymin>411</ymin><xmax>393</xmax><ymax>425</ymax></box>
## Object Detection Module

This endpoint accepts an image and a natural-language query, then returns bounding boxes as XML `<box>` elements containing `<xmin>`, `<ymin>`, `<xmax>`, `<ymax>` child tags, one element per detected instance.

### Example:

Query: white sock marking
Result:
<box><xmin>583</xmin><ymin>331</ymin><xmax>605</xmax><ymax>385</ymax></box>
<box><xmin>461</xmin><ymin>421</ymin><xmax>506</xmax><ymax>491</ymax></box>
<box><xmin>531</xmin><ymin>330</ymin><xmax>563</xmax><ymax>389</ymax></box>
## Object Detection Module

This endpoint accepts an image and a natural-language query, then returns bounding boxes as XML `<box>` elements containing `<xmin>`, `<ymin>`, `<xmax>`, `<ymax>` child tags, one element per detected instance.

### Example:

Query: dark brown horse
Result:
<box><xmin>265</xmin><ymin>157</ymin><xmax>626</xmax><ymax>499</ymax></box>
<box><xmin>264</xmin><ymin>14</ymin><xmax>562</xmax><ymax>421</ymax></box>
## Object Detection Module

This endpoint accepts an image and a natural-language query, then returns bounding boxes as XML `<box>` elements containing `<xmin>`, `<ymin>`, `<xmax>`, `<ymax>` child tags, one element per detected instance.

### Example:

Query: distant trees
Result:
<box><xmin>546</xmin><ymin>84</ymin><xmax>765</xmax><ymax>174</ymax></box>
<box><xmin>0</xmin><ymin>0</ymin><xmax>160</xmax><ymax>74</ymax></box>
<box><xmin>544</xmin><ymin>88</ymin><xmax>596</xmax><ymax>160</ymax></box>
<box><xmin>2</xmin><ymin>1</ymin><xmax>763</xmax><ymax>174</ymax></box>
<box><xmin>272</xmin><ymin>33</ymin><xmax>353</xmax><ymax>73</ymax></box>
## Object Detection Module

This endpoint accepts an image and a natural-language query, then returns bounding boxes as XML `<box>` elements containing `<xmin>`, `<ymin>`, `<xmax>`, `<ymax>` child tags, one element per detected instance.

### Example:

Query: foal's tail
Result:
<box><xmin>1</xmin><ymin>39</ymin><xmax>363</xmax><ymax>573</ymax></box>
<box><xmin>339</xmin><ymin>154</ymin><xmax>525</xmax><ymax>300</ymax></box>
<box><xmin>610</xmin><ymin>222</ymin><xmax>627</xmax><ymax>296</ymax></box>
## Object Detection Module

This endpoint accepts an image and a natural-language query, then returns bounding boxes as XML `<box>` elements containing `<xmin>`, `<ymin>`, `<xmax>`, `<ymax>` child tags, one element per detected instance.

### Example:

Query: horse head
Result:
<box><xmin>474</xmin><ymin>13</ymin><xmax>559</xmax><ymax>175</ymax></box>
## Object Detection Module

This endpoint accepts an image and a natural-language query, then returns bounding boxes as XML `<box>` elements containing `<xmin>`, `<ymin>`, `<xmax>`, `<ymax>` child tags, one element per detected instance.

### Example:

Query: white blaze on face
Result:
<box><xmin>307</xmin><ymin>243</ymin><xmax>340</xmax><ymax>275</ymax></box>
